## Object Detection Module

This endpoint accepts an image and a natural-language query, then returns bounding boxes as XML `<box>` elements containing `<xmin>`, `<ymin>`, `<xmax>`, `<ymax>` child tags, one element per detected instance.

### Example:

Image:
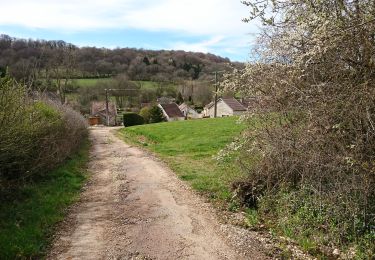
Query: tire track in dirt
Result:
<box><xmin>48</xmin><ymin>127</ymin><xmax>270</xmax><ymax>260</ymax></box>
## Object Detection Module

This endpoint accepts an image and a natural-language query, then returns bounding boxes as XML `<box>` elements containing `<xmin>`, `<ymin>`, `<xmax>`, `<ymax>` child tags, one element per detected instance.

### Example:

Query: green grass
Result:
<box><xmin>73</xmin><ymin>78</ymin><xmax>115</xmax><ymax>88</ymax></box>
<box><xmin>0</xmin><ymin>141</ymin><xmax>90</xmax><ymax>259</ymax></box>
<box><xmin>118</xmin><ymin>117</ymin><xmax>250</xmax><ymax>201</ymax></box>
<box><xmin>134</xmin><ymin>80</ymin><xmax>159</xmax><ymax>89</ymax></box>
<box><xmin>134</xmin><ymin>80</ymin><xmax>177</xmax><ymax>90</ymax></box>
<box><xmin>74</xmin><ymin>78</ymin><xmax>177</xmax><ymax>90</ymax></box>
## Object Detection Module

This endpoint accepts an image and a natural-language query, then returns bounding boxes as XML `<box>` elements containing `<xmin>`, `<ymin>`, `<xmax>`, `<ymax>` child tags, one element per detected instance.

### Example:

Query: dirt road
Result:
<box><xmin>48</xmin><ymin>127</ymin><xmax>269</xmax><ymax>260</ymax></box>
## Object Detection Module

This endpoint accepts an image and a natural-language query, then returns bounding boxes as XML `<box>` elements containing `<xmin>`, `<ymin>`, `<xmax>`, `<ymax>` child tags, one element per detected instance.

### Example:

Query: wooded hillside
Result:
<box><xmin>0</xmin><ymin>34</ymin><xmax>242</xmax><ymax>84</ymax></box>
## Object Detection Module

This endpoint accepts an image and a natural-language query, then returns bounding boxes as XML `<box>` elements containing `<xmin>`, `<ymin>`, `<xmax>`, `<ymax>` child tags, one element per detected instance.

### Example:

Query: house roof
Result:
<box><xmin>160</xmin><ymin>103</ymin><xmax>185</xmax><ymax>118</ymax></box>
<box><xmin>178</xmin><ymin>103</ymin><xmax>189</xmax><ymax>110</ymax></box>
<box><xmin>179</xmin><ymin>103</ymin><xmax>195</xmax><ymax>111</ymax></box>
<box><xmin>204</xmin><ymin>101</ymin><xmax>214</xmax><ymax>109</ymax></box>
<box><xmin>179</xmin><ymin>103</ymin><xmax>199</xmax><ymax>114</ymax></box>
<box><xmin>205</xmin><ymin>98</ymin><xmax>247</xmax><ymax>111</ymax></box>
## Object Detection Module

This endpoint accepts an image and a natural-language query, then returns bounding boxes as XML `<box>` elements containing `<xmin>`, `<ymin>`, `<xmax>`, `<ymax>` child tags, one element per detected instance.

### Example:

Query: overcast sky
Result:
<box><xmin>0</xmin><ymin>0</ymin><xmax>260</xmax><ymax>61</ymax></box>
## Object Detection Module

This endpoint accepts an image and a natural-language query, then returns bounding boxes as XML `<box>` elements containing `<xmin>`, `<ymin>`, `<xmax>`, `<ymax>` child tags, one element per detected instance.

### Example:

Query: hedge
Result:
<box><xmin>123</xmin><ymin>112</ymin><xmax>144</xmax><ymax>127</ymax></box>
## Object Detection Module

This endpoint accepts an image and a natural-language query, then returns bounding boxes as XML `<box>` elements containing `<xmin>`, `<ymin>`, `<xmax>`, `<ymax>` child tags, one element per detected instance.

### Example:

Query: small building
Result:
<box><xmin>179</xmin><ymin>103</ymin><xmax>201</xmax><ymax>119</ymax></box>
<box><xmin>158</xmin><ymin>103</ymin><xmax>185</xmax><ymax>121</ymax></box>
<box><xmin>90</xmin><ymin>101</ymin><xmax>118</xmax><ymax>126</ymax></box>
<box><xmin>203</xmin><ymin>98</ymin><xmax>247</xmax><ymax>118</ymax></box>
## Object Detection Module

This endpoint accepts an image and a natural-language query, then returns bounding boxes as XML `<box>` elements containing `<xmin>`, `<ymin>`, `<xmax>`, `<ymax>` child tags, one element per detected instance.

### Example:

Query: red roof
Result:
<box><xmin>160</xmin><ymin>103</ymin><xmax>185</xmax><ymax>118</ymax></box>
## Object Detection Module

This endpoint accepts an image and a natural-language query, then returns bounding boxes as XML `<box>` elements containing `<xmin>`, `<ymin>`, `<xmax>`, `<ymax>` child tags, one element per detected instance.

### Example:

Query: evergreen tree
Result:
<box><xmin>176</xmin><ymin>92</ymin><xmax>184</xmax><ymax>105</ymax></box>
<box><xmin>149</xmin><ymin>105</ymin><xmax>165</xmax><ymax>123</ymax></box>
<box><xmin>143</xmin><ymin>56</ymin><xmax>150</xmax><ymax>65</ymax></box>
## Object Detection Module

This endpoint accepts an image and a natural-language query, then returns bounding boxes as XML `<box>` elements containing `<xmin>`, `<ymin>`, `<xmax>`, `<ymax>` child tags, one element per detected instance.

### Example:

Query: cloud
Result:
<box><xmin>0</xmin><ymin>0</ymin><xmax>258</xmax><ymax>35</ymax></box>
<box><xmin>0</xmin><ymin>0</ymin><xmax>260</xmax><ymax>61</ymax></box>
<box><xmin>171</xmin><ymin>36</ymin><xmax>225</xmax><ymax>53</ymax></box>
<box><xmin>0</xmin><ymin>0</ymin><xmax>128</xmax><ymax>31</ymax></box>
<box><xmin>121</xmin><ymin>0</ymin><xmax>256</xmax><ymax>36</ymax></box>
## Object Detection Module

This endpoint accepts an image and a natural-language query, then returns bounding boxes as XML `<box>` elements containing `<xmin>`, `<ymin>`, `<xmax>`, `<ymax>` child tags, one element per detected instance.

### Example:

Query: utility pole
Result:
<box><xmin>214</xmin><ymin>71</ymin><xmax>218</xmax><ymax>118</ymax></box>
<box><xmin>210</xmin><ymin>70</ymin><xmax>225</xmax><ymax>118</ymax></box>
<box><xmin>105</xmin><ymin>88</ymin><xmax>109</xmax><ymax>126</ymax></box>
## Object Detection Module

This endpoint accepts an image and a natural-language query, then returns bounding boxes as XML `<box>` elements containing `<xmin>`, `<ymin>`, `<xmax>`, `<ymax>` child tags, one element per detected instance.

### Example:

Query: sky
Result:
<box><xmin>0</xmin><ymin>0</ymin><xmax>260</xmax><ymax>62</ymax></box>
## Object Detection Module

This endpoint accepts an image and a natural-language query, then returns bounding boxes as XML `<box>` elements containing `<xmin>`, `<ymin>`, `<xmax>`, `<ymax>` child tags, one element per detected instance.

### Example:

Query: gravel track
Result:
<box><xmin>47</xmin><ymin>127</ymin><xmax>270</xmax><ymax>260</ymax></box>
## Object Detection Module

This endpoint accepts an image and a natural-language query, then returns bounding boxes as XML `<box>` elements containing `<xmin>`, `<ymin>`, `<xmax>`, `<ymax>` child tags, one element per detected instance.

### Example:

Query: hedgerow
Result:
<box><xmin>123</xmin><ymin>112</ymin><xmax>144</xmax><ymax>127</ymax></box>
<box><xmin>0</xmin><ymin>74</ymin><xmax>87</xmax><ymax>190</ymax></box>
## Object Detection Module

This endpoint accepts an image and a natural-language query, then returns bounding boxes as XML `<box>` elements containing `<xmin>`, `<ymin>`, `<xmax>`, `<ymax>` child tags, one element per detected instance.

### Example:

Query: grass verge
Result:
<box><xmin>0</xmin><ymin>140</ymin><xmax>90</xmax><ymax>259</ymax></box>
<box><xmin>118</xmin><ymin>117</ymin><xmax>249</xmax><ymax>202</ymax></box>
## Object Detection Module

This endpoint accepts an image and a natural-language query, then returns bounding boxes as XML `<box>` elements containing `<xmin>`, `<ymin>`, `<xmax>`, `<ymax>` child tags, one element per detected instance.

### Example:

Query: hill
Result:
<box><xmin>0</xmin><ymin>34</ymin><xmax>243</xmax><ymax>84</ymax></box>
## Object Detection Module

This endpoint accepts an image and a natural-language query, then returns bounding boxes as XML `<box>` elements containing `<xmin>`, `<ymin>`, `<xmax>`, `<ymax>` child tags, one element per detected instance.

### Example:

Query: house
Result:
<box><xmin>158</xmin><ymin>103</ymin><xmax>185</xmax><ymax>121</ymax></box>
<box><xmin>203</xmin><ymin>98</ymin><xmax>247</xmax><ymax>118</ymax></box>
<box><xmin>179</xmin><ymin>103</ymin><xmax>201</xmax><ymax>119</ymax></box>
<box><xmin>90</xmin><ymin>101</ymin><xmax>117</xmax><ymax>126</ymax></box>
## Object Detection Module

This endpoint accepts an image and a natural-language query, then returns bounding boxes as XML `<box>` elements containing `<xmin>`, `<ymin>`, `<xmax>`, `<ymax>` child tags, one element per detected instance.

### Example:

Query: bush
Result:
<box><xmin>139</xmin><ymin>107</ymin><xmax>151</xmax><ymax>123</ymax></box>
<box><xmin>221</xmin><ymin>1</ymin><xmax>375</xmax><ymax>257</ymax></box>
<box><xmin>123</xmin><ymin>112</ymin><xmax>144</xmax><ymax>127</ymax></box>
<box><xmin>149</xmin><ymin>105</ymin><xmax>165</xmax><ymax>123</ymax></box>
<box><xmin>0</xmin><ymin>74</ymin><xmax>88</xmax><ymax>189</ymax></box>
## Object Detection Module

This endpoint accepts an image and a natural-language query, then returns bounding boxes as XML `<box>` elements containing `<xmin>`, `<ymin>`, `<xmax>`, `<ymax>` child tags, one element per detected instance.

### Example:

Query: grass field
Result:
<box><xmin>74</xmin><ymin>78</ymin><xmax>177</xmax><ymax>90</ymax></box>
<box><xmin>0</xmin><ymin>141</ymin><xmax>90</xmax><ymax>259</ymax></box>
<box><xmin>73</xmin><ymin>78</ymin><xmax>115</xmax><ymax>88</ymax></box>
<box><xmin>118</xmin><ymin>117</ymin><xmax>250</xmax><ymax>202</ymax></box>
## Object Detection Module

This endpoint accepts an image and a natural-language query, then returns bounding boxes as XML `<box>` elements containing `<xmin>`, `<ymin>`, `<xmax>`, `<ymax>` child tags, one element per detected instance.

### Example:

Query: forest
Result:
<box><xmin>0</xmin><ymin>34</ymin><xmax>242</xmax><ymax>83</ymax></box>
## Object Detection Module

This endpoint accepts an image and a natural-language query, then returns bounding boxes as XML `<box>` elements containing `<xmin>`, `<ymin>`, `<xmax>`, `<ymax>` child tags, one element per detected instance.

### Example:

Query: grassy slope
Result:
<box><xmin>0</xmin><ymin>141</ymin><xmax>90</xmax><ymax>259</ymax></box>
<box><xmin>118</xmin><ymin>117</ymin><xmax>248</xmax><ymax>201</ymax></box>
<box><xmin>74</xmin><ymin>78</ymin><xmax>177</xmax><ymax>90</ymax></box>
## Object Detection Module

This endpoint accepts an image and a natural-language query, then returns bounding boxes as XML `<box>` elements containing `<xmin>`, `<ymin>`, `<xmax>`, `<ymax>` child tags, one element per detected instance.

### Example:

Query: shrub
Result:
<box><xmin>139</xmin><ymin>107</ymin><xmax>151</xmax><ymax>123</ymax></box>
<box><xmin>176</xmin><ymin>92</ymin><xmax>184</xmax><ymax>105</ymax></box>
<box><xmin>0</xmin><ymin>74</ymin><xmax>87</xmax><ymax>189</ymax></box>
<box><xmin>221</xmin><ymin>1</ymin><xmax>375</xmax><ymax>257</ymax></box>
<box><xmin>149</xmin><ymin>105</ymin><xmax>165</xmax><ymax>123</ymax></box>
<box><xmin>123</xmin><ymin>112</ymin><xmax>144</xmax><ymax>127</ymax></box>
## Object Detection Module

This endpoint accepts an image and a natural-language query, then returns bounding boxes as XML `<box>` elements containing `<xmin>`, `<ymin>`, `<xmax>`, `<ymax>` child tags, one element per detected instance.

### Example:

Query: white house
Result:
<box><xmin>158</xmin><ymin>103</ymin><xmax>185</xmax><ymax>121</ymax></box>
<box><xmin>203</xmin><ymin>98</ymin><xmax>247</xmax><ymax>118</ymax></box>
<box><xmin>178</xmin><ymin>103</ymin><xmax>201</xmax><ymax>119</ymax></box>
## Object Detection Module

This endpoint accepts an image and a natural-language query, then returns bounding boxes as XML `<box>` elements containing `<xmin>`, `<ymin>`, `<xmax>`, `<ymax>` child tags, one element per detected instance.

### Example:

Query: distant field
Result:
<box><xmin>135</xmin><ymin>81</ymin><xmax>177</xmax><ymax>90</ymax></box>
<box><xmin>74</xmin><ymin>78</ymin><xmax>177</xmax><ymax>90</ymax></box>
<box><xmin>118</xmin><ymin>117</ymin><xmax>251</xmax><ymax>201</ymax></box>
<box><xmin>73</xmin><ymin>78</ymin><xmax>115</xmax><ymax>88</ymax></box>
